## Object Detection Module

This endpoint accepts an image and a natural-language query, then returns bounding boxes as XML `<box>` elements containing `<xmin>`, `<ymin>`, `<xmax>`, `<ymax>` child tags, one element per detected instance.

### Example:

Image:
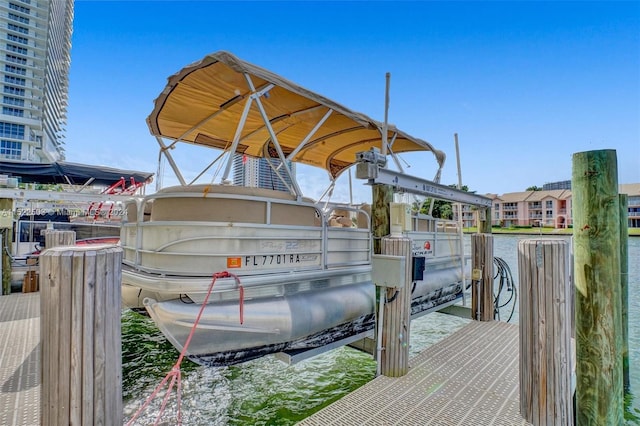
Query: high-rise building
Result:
<box><xmin>0</xmin><ymin>0</ymin><xmax>73</xmax><ymax>163</ymax></box>
<box><xmin>232</xmin><ymin>155</ymin><xmax>296</xmax><ymax>192</ymax></box>
<box><xmin>543</xmin><ymin>180</ymin><xmax>571</xmax><ymax>190</ymax></box>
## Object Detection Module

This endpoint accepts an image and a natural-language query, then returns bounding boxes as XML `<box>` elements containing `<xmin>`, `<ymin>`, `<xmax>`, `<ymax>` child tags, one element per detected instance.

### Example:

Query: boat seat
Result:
<box><xmin>143</xmin><ymin>201</ymin><xmax>153</xmax><ymax>222</ymax></box>
<box><xmin>436</xmin><ymin>222</ymin><xmax>459</xmax><ymax>233</ymax></box>
<box><xmin>357</xmin><ymin>204</ymin><xmax>371</xmax><ymax>229</ymax></box>
<box><xmin>151</xmin><ymin>197</ymin><xmax>267</xmax><ymax>223</ymax></box>
<box><xmin>271</xmin><ymin>203</ymin><xmax>321</xmax><ymax>227</ymax></box>
<box><xmin>415</xmin><ymin>218</ymin><xmax>434</xmax><ymax>232</ymax></box>
<box><xmin>156</xmin><ymin>183</ymin><xmax>301</xmax><ymax>200</ymax></box>
<box><xmin>329</xmin><ymin>215</ymin><xmax>352</xmax><ymax>227</ymax></box>
<box><xmin>150</xmin><ymin>184</ymin><xmax>319</xmax><ymax>226</ymax></box>
<box><xmin>125</xmin><ymin>202</ymin><xmax>137</xmax><ymax>223</ymax></box>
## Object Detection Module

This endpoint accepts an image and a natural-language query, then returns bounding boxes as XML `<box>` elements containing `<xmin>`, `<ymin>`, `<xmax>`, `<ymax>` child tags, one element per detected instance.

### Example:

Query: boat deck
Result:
<box><xmin>0</xmin><ymin>293</ymin><xmax>39</xmax><ymax>426</ymax></box>
<box><xmin>298</xmin><ymin>320</ymin><xmax>531</xmax><ymax>426</ymax></box>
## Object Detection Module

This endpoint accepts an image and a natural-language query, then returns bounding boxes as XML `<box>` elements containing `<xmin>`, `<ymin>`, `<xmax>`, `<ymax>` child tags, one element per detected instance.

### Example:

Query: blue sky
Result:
<box><xmin>66</xmin><ymin>1</ymin><xmax>639</xmax><ymax>202</ymax></box>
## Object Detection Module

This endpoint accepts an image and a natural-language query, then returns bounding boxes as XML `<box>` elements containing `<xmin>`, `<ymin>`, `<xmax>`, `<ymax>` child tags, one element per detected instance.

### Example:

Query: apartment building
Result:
<box><xmin>457</xmin><ymin>203</ymin><xmax>475</xmax><ymax>228</ymax></box>
<box><xmin>487</xmin><ymin>183</ymin><xmax>640</xmax><ymax>229</ymax></box>
<box><xmin>621</xmin><ymin>183</ymin><xmax>640</xmax><ymax>229</ymax></box>
<box><xmin>0</xmin><ymin>0</ymin><xmax>73</xmax><ymax>163</ymax></box>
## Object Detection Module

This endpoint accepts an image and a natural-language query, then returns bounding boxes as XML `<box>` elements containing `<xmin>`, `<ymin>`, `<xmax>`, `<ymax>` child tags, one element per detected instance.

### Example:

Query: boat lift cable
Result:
<box><xmin>126</xmin><ymin>271</ymin><xmax>244</xmax><ymax>426</ymax></box>
<box><xmin>493</xmin><ymin>256</ymin><xmax>517</xmax><ymax>323</ymax></box>
<box><xmin>462</xmin><ymin>256</ymin><xmax>517</xmax><ymax>323</ymax></box>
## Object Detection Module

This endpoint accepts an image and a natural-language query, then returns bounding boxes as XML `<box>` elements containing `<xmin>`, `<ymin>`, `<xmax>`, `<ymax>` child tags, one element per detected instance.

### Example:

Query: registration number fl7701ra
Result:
<box><xmin>226</xmin><ymin>254</ymin><xmax>319</xmax><ymax>269</ymax></box>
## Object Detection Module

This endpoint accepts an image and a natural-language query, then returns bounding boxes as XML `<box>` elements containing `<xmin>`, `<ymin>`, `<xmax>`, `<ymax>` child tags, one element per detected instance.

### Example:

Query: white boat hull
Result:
<box><xmin>120</xmin><ymin>185</ymin><xmax>471</xmax><ymax>365</ymax></box>
<box><xmin>144</xmin><ymin>280</ymin><xmax>376</xmax><ymax>365</ymax></box>
<box><xmin>123</xmin><ymin>259</ymin><xmax>468</xmax><ymax>366</ymax></box>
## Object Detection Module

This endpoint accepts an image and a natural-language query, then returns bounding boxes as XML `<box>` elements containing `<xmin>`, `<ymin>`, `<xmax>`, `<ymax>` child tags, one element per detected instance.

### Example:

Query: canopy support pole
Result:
<box><xmin>283</xmin><ymin>108</ymin><xmax>333</xmax><ymax>164</ymax></box>
<box><xmin>221</xmin><ymin>95</ymin><xmax>254</xmax><ymax>184</ymax></box>
<box><xmin>454</xmin><ymin>133</ymin><xmax>466</xmax><ymax>306</ymax></box>
<box><xmin>263</xmin><ymin>150</ymin><xmax>295</xmax><ymax>194</ymax></box>
<box><xmin>244</xmin><ymin>74</ymin><xmax>303</xmax><ymax>198</ymax></box>
<box><xmin>381</xmin><ymin>72</ymin><xmax>390</xmax><ymax>157</ymax></box>
<box><xmin>189</xmin><ymin>151</ymin><xmax>227</xmax><ymax>185</ymax></box>
<box><xmin>156</xmin><ymin>136</ymin><xmax>187</xmax><ymax>186</ymax></box>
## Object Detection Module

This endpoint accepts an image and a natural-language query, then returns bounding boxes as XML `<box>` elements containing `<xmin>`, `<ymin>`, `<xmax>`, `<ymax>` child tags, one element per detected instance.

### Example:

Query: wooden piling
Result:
<box><xmin>44</xmin><ymin>229</ymin><xmax>76</xmax><ymax>248</ymax></box>
<box><xmin>477</xmin><ymin>206</ymin><xmax>492</xmax><ymax>234</ymax></box>
<box><xmin>518</xmin><ymin>239</ymin><xmax>573</xmax><ymax>425</ymax></box>
<box><xmin>619</xmin><ymin>193</ymin><xmax>629</xmax><ymax>392</ymax></box>
<box><xmin>1</xmin><ymin>198</ymin><xmax>12</xmax><ymax>295</ymax></box>
<box><xmin>471</xmin><ymin>233</ymin><xmax>493</xmax><ymax>321</ymax></box>
<box><xmin>40</xmin><ymin>245</ymin><xmax>123</xmax><ymax>425</ymax></box>
<box><xmin>372</xmin><ymin>185</ymin><xmax>393</xmax><ymax>254</ymax></box>
<box><xmin>380</xmin><ymin>235</ymin><xmax>412</xmax><ymax>377</ymax></box>
<box><xmin>572</xmin><ymin>149</ymin><xmax>623</xmax><ymax>425</ymax></box>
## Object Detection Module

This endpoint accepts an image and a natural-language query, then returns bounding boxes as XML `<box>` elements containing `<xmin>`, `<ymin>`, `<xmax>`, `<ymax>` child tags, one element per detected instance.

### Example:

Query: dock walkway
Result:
<box><xmin>299</xmin><ymin>320</ymin><xmax>530</xmax><ymax>426</ymax></box>
<box><xmin>1</xmin><ymin>293</ymin><xmax>530</xmax><ymax>426</ymax></box>
<box><xmin>0</xmin><ymin>293</ymin><xmax>39</xmax><ymax>426</ymax></box>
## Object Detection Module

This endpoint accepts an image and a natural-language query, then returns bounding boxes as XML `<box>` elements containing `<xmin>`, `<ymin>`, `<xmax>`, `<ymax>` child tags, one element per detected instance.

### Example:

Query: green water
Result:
<box><xmin>121</xmin><ymin>309</ymin><xmax>470</xmax><ymax>425</ymax></box>
<box><xmin>122</xmin><ymin>235</ymin><xmax>640</xmax><ymax>425</ymax></box>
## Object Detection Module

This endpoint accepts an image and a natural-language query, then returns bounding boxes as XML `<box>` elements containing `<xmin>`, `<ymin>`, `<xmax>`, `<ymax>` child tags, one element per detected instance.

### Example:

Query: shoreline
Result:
<box><xmin>463</xmin><ymin>228</ymin><xmax>640</xmax><ymax>237</ymax></box>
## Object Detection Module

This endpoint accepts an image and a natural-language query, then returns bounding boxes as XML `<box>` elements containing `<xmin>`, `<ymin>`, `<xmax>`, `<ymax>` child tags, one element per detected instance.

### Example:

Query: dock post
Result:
<box><xmin>0</xmin><ymin>197</ymin><xmax>12</xmax><ymax>295</ymax></box>
<box><xmin>477</xmin><ymin>206</ymin><xmax>492</xmax><ymax>234</ymax></box>
<box><xmin>518</xmin><ymin>239</ymin><xmax>573</xmax><ymax>425</ymax></box>
<box><xmin>44</xmin><ymin>229</ymin><xmax>76</xmax><ymax>248</ymax></box>
<box><xmin>619</xmin><ymin>193</ymin><xmax>629</xmax><ymax>392</ymax></box>
<box><xmin>40</xmin><ymin>245</ymin><xmax>123</xmax><ymax>425</ymax></box>
<box><xmin>372</xmin><ymin>185</ymin><xmax>393</xmax><ymax>254</ymax></box>
<box><xmin>471</xmin><ymin>233</ymin><xmax>493</xmax><ymax>320</ymax></box>
<box><xmin>380</xmin><ymin>235</ymin><xmax>412</xmax><ymax>377</ymax></box>
<box><xmin>572</xmin><ymin>149</ymin><xmax>623</xmax><ymax>424</ymax></box>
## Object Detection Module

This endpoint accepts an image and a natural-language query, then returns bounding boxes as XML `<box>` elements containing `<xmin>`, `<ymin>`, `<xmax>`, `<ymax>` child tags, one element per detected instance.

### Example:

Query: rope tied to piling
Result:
<box><xmin>126</xmin><ymin>270</ymin><xmax>244</xmax><ymax>426</ymax></box>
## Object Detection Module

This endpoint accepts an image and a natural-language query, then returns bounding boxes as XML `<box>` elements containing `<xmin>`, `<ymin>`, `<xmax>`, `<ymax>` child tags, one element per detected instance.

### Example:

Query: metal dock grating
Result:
<box><xmin>298</xmin><ymin>320</ymin><xmax>531</xmax><ymax>426</ymax></box>
<box><xmin>1</xmin><ymin>294</ymin><xmax>530</xmax><ymax>426</ymax></box>
<box><xmin>0</xmin><ymin>293</ymin><xmax>40</xmax><ymax>426</ymax></box>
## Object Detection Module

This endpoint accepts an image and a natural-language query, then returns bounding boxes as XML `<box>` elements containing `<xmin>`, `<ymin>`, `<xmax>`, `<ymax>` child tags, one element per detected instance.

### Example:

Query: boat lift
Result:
<box><xmin>355</xmin><ymin>147</ymin><xmax>492</xmax><ymax>208</ymax></box>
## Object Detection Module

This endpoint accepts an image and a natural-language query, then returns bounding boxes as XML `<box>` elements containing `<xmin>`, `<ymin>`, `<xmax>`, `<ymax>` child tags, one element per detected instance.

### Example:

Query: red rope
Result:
<box><xmin>239</xmin><ymin>284</ymin><xmax>244</xmax><ymax>324</ymax></box>
<box><xmin>126</xmin><ymin>271</ymin><xmax>242</xmax><ymax>426</ymax></box>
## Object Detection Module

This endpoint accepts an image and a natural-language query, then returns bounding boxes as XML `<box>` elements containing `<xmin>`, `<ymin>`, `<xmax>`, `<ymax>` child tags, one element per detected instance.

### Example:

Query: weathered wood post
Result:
<box><xmin>40</xmin><ymin>245</ymin><xmax>123</xmax><ymax>425</ymax></box>
<box><xmin>372</xmin><ymin>185</ymin><xmax>393</xmax><ymax>254</ymax></box>
<box><xmin>518</xmin><ymin>239</ymin><xmax>573</xmax><ymax>425</ymax></box>
<box><xmin>477</xmin><ymin>206</ymin><xmax>492</xmax><ymax>234</ymax></box>
<box><xmin>44</xmin><ymin>229</ymin><xmax>76</xmax><ymax>248</ymax></box>
<box><xmin>619</xmin><ymin>193</ymin><xmax>629</xmax><ymax>392</ymax></box>
<box><xmin>380</xmin><ymin>234</ymin><xmax>412</xmax><ymax>377</ymax></box>
<box><xmin>471</xmin><ymin>233</ymin><xmax>493</xmax><ymax>321</ymax></box>
<box><xmin>0</xmin><ymin>198</ymin><xmax>13</xmax><ymax>295</ymax></box>
<box><xmin>572</xmin><ymin>149</ymin><xmax>623</xmax><ymax>424</ymax></box>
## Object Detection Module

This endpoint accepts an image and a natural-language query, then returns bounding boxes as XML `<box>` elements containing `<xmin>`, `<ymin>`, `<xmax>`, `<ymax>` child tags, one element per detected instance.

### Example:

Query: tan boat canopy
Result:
<box><xmin>148</xmin><ymin>51</ymin><xmax>445</xmax><ymax>184</ymax></box>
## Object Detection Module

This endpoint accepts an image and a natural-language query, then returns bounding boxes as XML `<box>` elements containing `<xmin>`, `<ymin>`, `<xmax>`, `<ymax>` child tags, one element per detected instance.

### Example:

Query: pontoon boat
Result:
<box><xmin>120</xmin><ymin>51</ymin><xmax>472</xmax><ymax>365</ymax></box>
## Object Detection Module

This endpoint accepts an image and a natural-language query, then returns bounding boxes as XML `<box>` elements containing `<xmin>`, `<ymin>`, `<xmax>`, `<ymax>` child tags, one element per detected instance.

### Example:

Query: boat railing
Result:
<box><xmin>407</xmin><ymin>214</ymin><xmax>465</xmax><ymax>260</ymax></box>
<box><xmin>324</xmin><ymin>204</ymin><xmax>372</xmax><ymax>268</ymax></box>
<box><xmin>121</xmin><ymin>186</ymin><xmax>372</xmax><ymax>277</ymax></box>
